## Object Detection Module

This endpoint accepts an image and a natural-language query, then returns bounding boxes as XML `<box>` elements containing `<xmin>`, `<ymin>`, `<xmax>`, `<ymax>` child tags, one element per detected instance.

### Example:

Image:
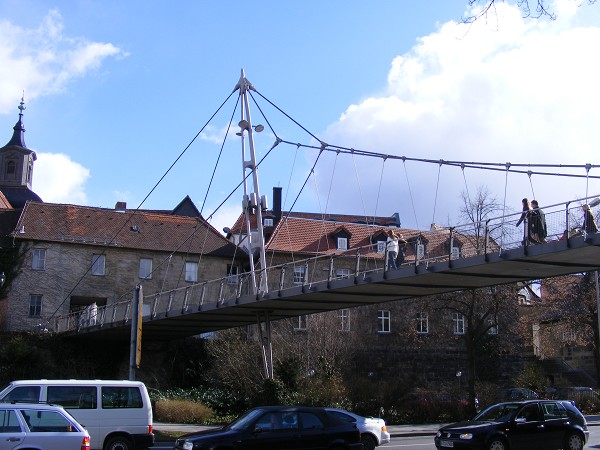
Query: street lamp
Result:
<box><xmin>0</xmin><ymin>272</ymin><xmax>5</xmax><ymax>287</ymax></box>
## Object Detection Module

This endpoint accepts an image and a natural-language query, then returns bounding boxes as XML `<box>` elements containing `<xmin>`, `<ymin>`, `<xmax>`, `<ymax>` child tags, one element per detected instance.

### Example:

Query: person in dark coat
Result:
<box><xmin>530</xmin><ymin>200</ymin><xmax>547</xmax><ymax>243</ymax></box>
<box><xmin>583</xmin><ymin>204</ymin><xmax>598</xmax><ymax>234</ymax></box>
<box><xmin>516</xmin><ymin>198</ymin><xmax>532</xmax><ymax>244</ymax></box>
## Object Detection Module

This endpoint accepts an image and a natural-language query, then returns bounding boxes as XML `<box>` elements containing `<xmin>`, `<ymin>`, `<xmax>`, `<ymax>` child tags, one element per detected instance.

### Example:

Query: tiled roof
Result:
<box><xmin>12</xmin><ymin>201</ymin><xmax>238</xmax><ymax>257</ymax></box>
<box><xmin>265</xmin><ymin>216</ymin><xmax>468</xmax><ymax>259</ymax></box>
<box><xmin>230</xmin><ymin>210</ymin><xmax>401</xmax><ymax>233</ymax></box>
<box><xmin>0</xmin><ymin>191</ymin><xmax>12</xmax><ymax>209</ymax></box>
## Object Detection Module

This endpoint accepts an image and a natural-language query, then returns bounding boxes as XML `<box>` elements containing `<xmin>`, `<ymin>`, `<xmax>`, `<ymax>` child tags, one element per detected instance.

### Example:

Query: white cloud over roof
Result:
<box><xmin>317</xmin><ymin>1</ymin><xmax>600</xmax><ymax>229</ymax></box>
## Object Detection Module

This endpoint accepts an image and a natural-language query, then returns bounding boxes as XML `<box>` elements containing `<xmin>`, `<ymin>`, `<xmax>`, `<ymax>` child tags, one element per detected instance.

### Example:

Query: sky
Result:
<box><xmin>0</xmin><ymin>0</ymin><xmax>599</xmax><ymax>234</ymax></box>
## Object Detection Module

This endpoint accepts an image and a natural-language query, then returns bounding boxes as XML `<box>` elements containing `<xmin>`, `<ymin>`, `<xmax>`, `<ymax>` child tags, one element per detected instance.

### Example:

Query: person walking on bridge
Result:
<box><xmin>530</xmin><ymin>200</ymin><xmax>547</xmax><ymax>243</ymax></box>
<box><xmin>516</xmin><ymin>198</ymin><xmax>532</xmax><ymax>245</ymax></box>
<box><xmin>583</xmin><ymin>204</ymin><xmax>598</xmax><ymax>234</ymax></box>
<box><xmin>386</xmin><ymin>230</ymin><xmax>399</xmax><ymax>270</ymax></box>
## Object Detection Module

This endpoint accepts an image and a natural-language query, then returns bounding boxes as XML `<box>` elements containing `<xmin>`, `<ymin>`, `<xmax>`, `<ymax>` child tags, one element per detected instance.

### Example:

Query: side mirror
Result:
<box><xmin>253</xmin><ymin>426</ymin><xmax>264</xmax><ymax>433</ymax></box>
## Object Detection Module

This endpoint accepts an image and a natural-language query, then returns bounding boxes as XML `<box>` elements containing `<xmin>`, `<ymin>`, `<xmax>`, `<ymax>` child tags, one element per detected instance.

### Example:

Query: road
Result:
<box><xmin>151</xmin><ymin>424</ymin><xmax>600</xmax><ymax>449</ymax></box>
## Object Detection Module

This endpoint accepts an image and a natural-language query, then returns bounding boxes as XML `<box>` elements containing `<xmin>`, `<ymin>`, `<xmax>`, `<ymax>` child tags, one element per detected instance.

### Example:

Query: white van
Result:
<box><xmin>0</xmin><ymin>379</ymin><xmax>154</xmax><ymax>450</ymax></box>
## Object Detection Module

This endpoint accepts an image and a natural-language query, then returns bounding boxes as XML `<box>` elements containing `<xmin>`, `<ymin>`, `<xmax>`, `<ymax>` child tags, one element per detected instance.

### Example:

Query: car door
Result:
<box><xmin>0</xmin><ymin>408</ymin><xmax>26</xmax><ymax>450</ymax></box>
<box><xmin>18</xmin><ymin>408</ymin><xmax>84</xmax><ymax>450</ymax></box>
<box><xmin>508</xmin><ymin>403</ymin><xmax>546</xmax><ymax>450</ymax></box>
<box><xmin>296</xmin><ymin>412</ymin><xmax>329</xmax><ymax>450</ymax></box>
<box><xmin>540</xmin><ymin>401</ymin><xmax>571</xmax><ymax>445</ymax></box>
<box><xmin>241</xmin><ymin>411</ymin><xmax>302</xmax><ymax>450</ymax></box>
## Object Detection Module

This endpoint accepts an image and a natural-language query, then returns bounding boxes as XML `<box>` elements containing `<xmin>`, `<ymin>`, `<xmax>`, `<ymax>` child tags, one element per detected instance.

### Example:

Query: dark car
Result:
<box><xmin>434</xmin><ymin>400</ymin><xmax>588</xmax><ymax>450</ymax></box>
<box><xmin>173</xmin><ymin>405</ymin><xmax>363</xmax><ymax>450</ymax></box>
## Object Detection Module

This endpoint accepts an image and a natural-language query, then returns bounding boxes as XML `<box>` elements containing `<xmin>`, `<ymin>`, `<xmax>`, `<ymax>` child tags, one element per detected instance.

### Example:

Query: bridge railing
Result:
<box><xmin>50</xmin><ymin>195</ymin><xmax>599</xmax><ymax>333</ymax></box>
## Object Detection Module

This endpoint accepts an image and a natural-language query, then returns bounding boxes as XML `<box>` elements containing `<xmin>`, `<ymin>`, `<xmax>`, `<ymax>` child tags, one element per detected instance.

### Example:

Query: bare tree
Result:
<box><xmin>458</xmin><ymin>185</ymin><xmax>505</xmax><ymax>254</ymax></box>
<box><xmin>464</xmin><ymin>0</ymin><xmax>597</xmax><ymax>23</ymax></box>
<box><xmin>434</xmin><ymin>286</ymin><xmax>520</xmax><ymax>415</ymax></box>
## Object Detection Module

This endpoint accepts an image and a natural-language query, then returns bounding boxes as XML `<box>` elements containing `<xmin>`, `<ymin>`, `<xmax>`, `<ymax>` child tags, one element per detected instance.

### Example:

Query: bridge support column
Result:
<box><xmin>256</xmin><ymin>312</ymin><xmax>274</xmax><ymax>379</ymax></box>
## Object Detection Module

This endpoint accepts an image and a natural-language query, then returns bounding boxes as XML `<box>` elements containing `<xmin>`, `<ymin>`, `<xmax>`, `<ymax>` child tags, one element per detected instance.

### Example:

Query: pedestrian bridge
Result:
<box><xmin>53</xmin><ymin>197</ymin><xmax>600</xmax><ymax>341</ymax></box>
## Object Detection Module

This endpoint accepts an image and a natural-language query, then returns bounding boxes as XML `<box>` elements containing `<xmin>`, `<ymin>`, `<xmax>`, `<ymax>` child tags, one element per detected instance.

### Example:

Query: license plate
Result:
<box><xmin>440</xmin><ymin>440</ymin><xmax>454</xmax><ymax>448</ymax></box>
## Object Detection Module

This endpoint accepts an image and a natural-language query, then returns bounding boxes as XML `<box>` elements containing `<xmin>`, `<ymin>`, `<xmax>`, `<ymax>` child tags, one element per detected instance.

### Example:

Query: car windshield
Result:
<box><xmin>227</xmin><ymin>409</ymin><xmax>264</xmax><ymax>431</ymax></box>
<box><xmin>474</xmin><ymin>403</ymin><xmax>521</xmax><ymax>422</ymax></box>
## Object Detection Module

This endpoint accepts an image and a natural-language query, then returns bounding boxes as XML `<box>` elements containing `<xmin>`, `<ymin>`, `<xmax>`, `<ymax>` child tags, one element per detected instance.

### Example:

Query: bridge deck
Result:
<box><xmin>65</xmin><ymin>233</ymin><xmax>600</xmax><ymax>341</ymax></box>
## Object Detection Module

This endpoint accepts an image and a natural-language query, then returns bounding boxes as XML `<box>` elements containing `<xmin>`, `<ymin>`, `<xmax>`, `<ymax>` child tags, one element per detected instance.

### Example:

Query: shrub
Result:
<box><xmin>154</xmin><ymin>399</ymin><xmax>214</xmax><ymax>424</ymax></box>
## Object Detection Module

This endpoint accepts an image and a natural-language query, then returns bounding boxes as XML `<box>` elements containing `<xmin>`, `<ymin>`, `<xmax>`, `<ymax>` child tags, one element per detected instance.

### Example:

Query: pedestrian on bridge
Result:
<box><xmin>386</xmin><ymin>230</ymin><xmax>399</xmax><ymax>270</ymax></box>
<box><xmin>516</xmin><ymin>198</ymin><xmax>533</xmax><ymax>245</ymax></box>
<box><xmin>583</xmin><ymin>204</ymin><xmax>598</xmax><ymax>234</ymax></box>
<box><xmin>530</xmin><ymin>200</ymin><xmax>547</xmax><ymax>243</ymax></box>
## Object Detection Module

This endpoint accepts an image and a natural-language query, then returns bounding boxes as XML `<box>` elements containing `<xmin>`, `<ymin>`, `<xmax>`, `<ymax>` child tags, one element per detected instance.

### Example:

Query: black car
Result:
<box><xmin>173</xmin><ymin>405</ymin><xmax>363</xmax><ymax>450</ymax></box>
<box><xmin>434</xmin><ymin>400</ymin><xmax>588</xmax><ymax>450</ymax></box>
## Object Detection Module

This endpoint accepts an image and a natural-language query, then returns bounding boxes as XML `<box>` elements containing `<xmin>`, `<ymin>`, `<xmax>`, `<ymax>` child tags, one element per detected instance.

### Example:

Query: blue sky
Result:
<box><xmin>1</xmin><ymin>0</ymin><xmax>599</xmax><ymax>233</ymax></box>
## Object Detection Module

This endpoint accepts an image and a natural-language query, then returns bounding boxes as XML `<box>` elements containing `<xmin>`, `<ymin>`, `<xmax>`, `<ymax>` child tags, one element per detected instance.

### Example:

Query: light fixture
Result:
<box><xmin>0</xmin><ymin>272</ymin><xmax>5</xmax><ymax>287</ymax></box>
<box><xmin>237</xmin><ymin>120</ymin><xmax>264</xmax><ymax>133</ymax></box>
<box><xmin>589</xmin><ymin>198</ymin><xmax>600</xmax><ymax>207</ymax></box>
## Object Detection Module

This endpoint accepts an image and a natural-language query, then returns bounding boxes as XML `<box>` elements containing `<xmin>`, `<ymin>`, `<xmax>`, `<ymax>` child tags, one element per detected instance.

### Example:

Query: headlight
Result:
<box><xmin>459</xmin><ymin>433</ymin><xmax>473</xmax><ymax>440</ymax></box>
<box><xmin>182</xmin><ymin>442</ymin><xmax>194</xmax><ymax>450</ymax></box>
<box><xmin>436</xmin><ymin>431</ymin><xmax>442</xmax><ymax>437</ymax></box>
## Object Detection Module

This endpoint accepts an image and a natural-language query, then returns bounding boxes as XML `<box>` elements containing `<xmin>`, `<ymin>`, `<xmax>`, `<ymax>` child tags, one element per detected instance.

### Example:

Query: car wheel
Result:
<box><xmin>487</xmin><ymin>438</ymin><xmax>507</xmax><ymax>450</ymax></box>
<box><xmin>361</xmin><ymin>434</ymin><xmax>377</xmax><ymax>450</ymax></box>
<box><xmin>565</xmin><ymin>432</ymin><xmax>584</xmax><ymax>450</ymax></box>
<box><xmin>104</xmin><ymin>435</ymin><xmax>133</xmax><ymax>450</ymax></box>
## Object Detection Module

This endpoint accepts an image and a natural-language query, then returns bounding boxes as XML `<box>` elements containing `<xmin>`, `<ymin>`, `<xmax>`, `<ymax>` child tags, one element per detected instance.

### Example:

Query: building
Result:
<box><xmin>0</xmin><ymin>103</ymin><xmax>245</xmax><ymax>333</ymax></box>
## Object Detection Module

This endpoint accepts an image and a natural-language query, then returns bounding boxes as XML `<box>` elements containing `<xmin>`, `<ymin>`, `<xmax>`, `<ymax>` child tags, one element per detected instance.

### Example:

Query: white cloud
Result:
<box><xmin>317</xmin><ymin>0</ymin><xmax>600</xmax><ymax>229</ymax></box>
<box><xmin>208</xmin><ymin>204</ymin><xmax>243</xmax><ymax>236</ymax></box>
<box><xmin>0</xmin><ymin>9</ymin><xmax>125</xmax><ymax>114</ymax></box>
<box><xmin>34</xmin><ymin>153</ymin><xmax>90</xmax><ymax>204</ymax></box>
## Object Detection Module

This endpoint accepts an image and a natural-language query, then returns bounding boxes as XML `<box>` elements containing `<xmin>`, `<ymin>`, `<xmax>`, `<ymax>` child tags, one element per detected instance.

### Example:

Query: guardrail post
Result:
<box><xmin>303</xmin><ymin>263</ymin><xmax>309</xmax><ymax>286</ymax></box>
<box><xmin>166</xmin><ymin>292</ymin><xmax>174</xmax><ymax>316</ymax></box>
<box><xmin>198</xmin><ymin>283</ymin><xmax>206</xmax><ymax>310</ymax></box>
<box><xmin>218</xmin><ymin>280</ymin><xmax>225</xmax><ymax>304</ymax></box>
<box><xmin>279</xmin><ymin>265</ymin><xmax>286</xmax><ymax>291</ymax></box>
<box><xmin>354</xmin><ymin>250</ymin><xmax>361</xmax><ymax>277</ymax></box>
<box><xmin>182</xmin><ymin>287</ymin><xmax>190</xmax><ymax>313</ymax></box>
<box><xmin>328</xmin><ymin>255</ymin><xmax>335</xmax><ymax>282</ymax></box>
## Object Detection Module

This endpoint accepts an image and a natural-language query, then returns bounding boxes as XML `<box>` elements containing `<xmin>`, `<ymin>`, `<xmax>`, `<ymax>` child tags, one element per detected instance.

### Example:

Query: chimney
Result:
<box><xmin>115</xmin><ymin>201</ymin><xmax>126</xmax><ymax>212</ymax></box>
<box><xmin>273</xmin><ymin>187</ymin><xmax>282</xmax><ymax>222</ymax></box>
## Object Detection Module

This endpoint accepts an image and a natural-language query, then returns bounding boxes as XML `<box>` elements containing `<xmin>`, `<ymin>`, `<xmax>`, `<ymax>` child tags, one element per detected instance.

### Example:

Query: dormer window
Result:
<box><xmin>330</xmin><ymin>226</ymin><xmax>351</xmax><ymax>252</ymax></box>
<box><xmin>6</xmin><ymin>160</ymin><xmax>15</xmax><ymax>175</ymax></box>
<box><xmin>264</xmin><ymin>218</ymin><xmax>273</xmax><ymax>227</ymax></box>
<box><xmin>377</xmin><ymin>241</ymin><xmax>386</xmax><ymax>253</ymax></box>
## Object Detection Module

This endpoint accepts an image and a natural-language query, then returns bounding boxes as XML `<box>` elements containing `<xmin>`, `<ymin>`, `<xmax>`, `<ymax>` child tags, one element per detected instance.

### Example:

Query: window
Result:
<box><xmin>31</xmin><ymin>249</ymin><xmax>46</xmax><ymax>271</ymax></box>
<box><xmin>452</xmin><ymin>313</ymin><xmax>465</xmax><ymax>334</ymax></box>
<box><xmin>335</xmin><ymin>269</ymin><xmax>350</xmax><ymax>279</ymax></box>
<box><xmin>293</xmin><ymin>266</ymin><xmax>306</xmax><ymax>285</ymax></box>
<box><xmin>101</xmin><ymin>387</ymin><xmax>143</xmax><ymax>409</ymax></box>
<box><xmin>416</xmin><ymin>312</ymin><xmax>429</xmax><ymax>334</ymax></box>
<box><xmin>185</xmin><ymin>262</ymin><xmax>198</xmax><ymax>282</ymax></box>
<box><xmin>2</xmin><ymin>386</ymin><xmax>40</xmax><ymax>402</ymax></box>
<box><xmin>6</xmin><ymin>160</ymin><xmax>15</xmax><ymax>175</ymax></box>
<box><xmin>0</xmin><ymin>410</ymin><xmax>20</xmax><ymax>432</ymax></box>
<box><xmin>337</xmin><ymin>237</ymin><xmax>348</xmax><ymax>250</ymax></box>
<box><xmin>294</xmin><ymin>315</ymin><xmax>307</xmax><ymax>330</ymax></box>
<box><xmin>487</xmin><ymin>318</ymin><xmax>498</xmax><ymax>335</ymax></box>
<box><xmin>226</xmin><ymin>265</ymin><xmax>238</xmax><ymax>284</ymax></box>
<box><xmin>263</xmin><ymin>218</ymin><xmax>274</xmax><ymax>227</ymax></box>
<box><xmin>20</xmin><ymin>409</ymin><xmax>73</xmax><ymax>432</ymax></box>
<box><xmin>139</xmin><ymin>258</ymin><xmax>152</xmax><ymax>279</ymax></box>
<box><xmin>91</xmin><ymin>254</ymin><xmax>105</xmax><ymax>276</ymax></box>
<box><xmin>48</xmin><ymin>386</ymin><xmax>97</xmax><ymax>409</ymax></box>
<box><xmin>377</xmin><ymin>241</ymin><xmax>386</xmax><ymax>253</ymax></box>
<box><xmin>339</xmin><ymin>309</ymin><xmax>350</xmax><ymax>331</ymax></box>
<box><xmin>377</xmin><ymin>310</ymin><xmax>391</xmax><ymax>333</ymax></box>
<box><xmin>29</xmin><ymin>294</ymin><xmax>42</xmax><ymax>317</ymax></box>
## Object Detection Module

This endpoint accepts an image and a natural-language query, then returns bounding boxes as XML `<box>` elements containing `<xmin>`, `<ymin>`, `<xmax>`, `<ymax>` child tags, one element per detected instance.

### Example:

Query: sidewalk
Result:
<box><xmin>154</xmin><ymin>415</ymin><xmax>600</xmax><ymax>441</ymax></box>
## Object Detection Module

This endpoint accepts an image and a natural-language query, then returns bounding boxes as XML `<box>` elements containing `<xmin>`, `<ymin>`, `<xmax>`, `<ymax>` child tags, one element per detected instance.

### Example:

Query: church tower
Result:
<box><xmin>0</xmin><ymin>98</ymin><xmax>42</xmax><ymax>208</ymax></box>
